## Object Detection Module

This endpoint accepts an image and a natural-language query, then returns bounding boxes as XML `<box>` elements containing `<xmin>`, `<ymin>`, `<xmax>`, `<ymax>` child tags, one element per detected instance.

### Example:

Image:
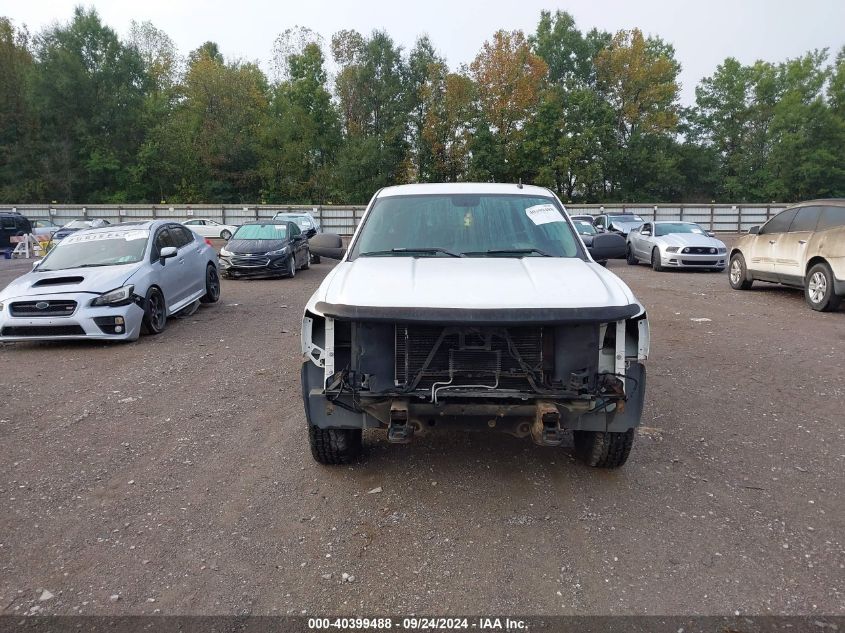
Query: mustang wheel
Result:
<box><xmin>651</xmin><ymin>248</ymin><xmax>663</xmax><ymax>272</ymax></box>
<box><xmin>805</xmin><ymin>262</ymin><xmax>842</xmax><ymax>312</ymax></box>
<box><xmin>200</xmin><ymin>264</ymin><xmax>221</xmax><ymax>303</ymax></box>
<box><xmin>142</xmin><ymin>287</ymin><xmax>167</xmax><ymax>335</ymax></box>
<box><xmin>729</xmin><ymin>253</ymin><xmax>753</xmax><ymax>290</ymax></box>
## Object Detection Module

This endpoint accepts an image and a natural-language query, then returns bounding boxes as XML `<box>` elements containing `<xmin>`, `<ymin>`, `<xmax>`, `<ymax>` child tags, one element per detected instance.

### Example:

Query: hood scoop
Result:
<box><xmin>32</xmin><ymin>276</ymin><xmax>85</xmax><ymax>287</ymax></box>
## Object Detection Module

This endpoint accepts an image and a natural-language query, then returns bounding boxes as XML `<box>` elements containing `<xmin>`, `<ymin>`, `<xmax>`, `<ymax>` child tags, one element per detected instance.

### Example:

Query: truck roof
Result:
<box><xmin>377</xmin><ymin>183</ymin><xmax>554</xmax><ymax>198</ymax></box>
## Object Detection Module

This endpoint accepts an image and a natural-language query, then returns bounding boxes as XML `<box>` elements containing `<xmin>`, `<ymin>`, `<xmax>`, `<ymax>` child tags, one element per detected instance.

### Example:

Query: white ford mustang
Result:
<box><xmin>626</xmin><ymin>221</ymin><xmax>727</xmax><ymax>272</ymax></box>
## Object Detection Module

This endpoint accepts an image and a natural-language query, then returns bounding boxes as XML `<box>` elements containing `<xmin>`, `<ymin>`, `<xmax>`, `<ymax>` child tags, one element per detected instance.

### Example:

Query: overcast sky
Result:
<box><xmin>7</xmin><ymin>0</ymin><xmax>845</xmax><ymax>104</ymax></box>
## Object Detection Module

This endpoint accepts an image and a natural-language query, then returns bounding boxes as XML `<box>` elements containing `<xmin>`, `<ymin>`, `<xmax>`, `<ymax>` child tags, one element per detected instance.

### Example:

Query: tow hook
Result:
<box><xmin>388</xmin><ymin>401</ymin><xmax>413</xmax><ymax>443</ymax></box>
<box><xmin>531</xmin><ymin>401</ymin><xmax>564</xmax><ymax>446</ymax></box>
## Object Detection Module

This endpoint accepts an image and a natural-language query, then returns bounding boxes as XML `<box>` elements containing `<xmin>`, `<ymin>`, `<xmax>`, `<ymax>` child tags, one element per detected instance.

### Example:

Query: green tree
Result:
<box><xmin>330</xmin><ymin>30</ymin><xmax>408</xmax><ymax>202</ymax></box>
<box><xmin>405</xmin><ymin>35</ymin><xmax>445</xmax><ymax>181</ymax></box>
<box><xmin>261</xmin><ymin>42</ymin><xmax>340</xmax><ymax>203</ymax></box>
<box><xmin>469</xmin><ymin>30</ymin><xmax>548</xmax><ymax>182</ymax></box>
<box><xmin>142</xmin><ymin>43</ymin><xmax>269</xmax><ymax>202</ymax></box>
<box><xmin>31</xmin><ymin>7</ymin><xmax>148</xmax><ymax>201</ymax></box>
<box><xmin>0</xmin><ymin>17</ymin><xmax>39</xmax><ymax>200</ymax></box>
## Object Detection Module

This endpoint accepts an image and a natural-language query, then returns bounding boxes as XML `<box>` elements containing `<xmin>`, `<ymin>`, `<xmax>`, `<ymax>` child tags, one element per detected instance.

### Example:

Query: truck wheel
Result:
<box><xmin>805</xmin><ymin>262</ymin><xmax>842</xmax><ymax>312</ymax></box>
<box><xmin>573</xmin><ymin>429</ymin><xmax>634</xmax><ymax>469</ymax></box>
<box><xmin>309</xmin><ymin>426</ymin><xmax>362</xmax><ymax>465</ymax></box>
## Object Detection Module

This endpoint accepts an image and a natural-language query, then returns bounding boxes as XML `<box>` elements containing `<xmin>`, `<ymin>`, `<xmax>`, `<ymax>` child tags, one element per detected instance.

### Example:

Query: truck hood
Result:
<box><xmin>311</xmin><ymin>257</ymin><xmax>638</xmax><ymax>312</ymax></box>
<box><xmin>0</xmin><ymin>264</ymin><xmax>142</xmax><ymax>300</ymax></box>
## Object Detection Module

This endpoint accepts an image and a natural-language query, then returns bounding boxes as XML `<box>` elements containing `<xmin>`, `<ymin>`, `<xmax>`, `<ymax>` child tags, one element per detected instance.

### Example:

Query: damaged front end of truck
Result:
<box><xmin>301</xmin><ymin>302</ymin><xmax>649</xmax><ymax>453</ymax></box>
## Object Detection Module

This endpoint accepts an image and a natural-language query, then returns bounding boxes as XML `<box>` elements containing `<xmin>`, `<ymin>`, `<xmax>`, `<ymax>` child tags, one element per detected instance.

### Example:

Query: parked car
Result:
<box><xmin>627</xmin><ymin>221</ymin><xmax>727</xmax><ymax>272</ymax></box>
<box><xmin>593</xmin><ymin>213</ymin><xmax>644</xmax><ymax>236</ymax></box>
<box><xmin>52</xmin><ymin>219</ymin><xmax>110</xmax><ymax>242</ymax></box>
<box><xmin>570</xmin><ymin>214</ymin><xmax>596</xmax><ymax>223</ymax></box>
<box><xmin>1</xmin><ymin>212</ymin><xmax>33</xmax><ymax>249</ymax></box>
<box><xmin>273</xmin><ymin>212</ymin><xmax>323</xmax><ymax>263</ymax></box>
<box><xmin>301</xmin><ymin>183</ymin><xmax>648</xmax><ymax>469</ymax></box>
<box><xmin>573</xmin><ymin>220</ymin><xmax>608</xmax><ymax>266</ymax></box>
<box><xmin>182</xmin><ymin>218</ymin><xmax>238</xmax><ymax>240</ymax></box>
<box><xmin>218</xmin><ymin>220</ymin><xmax>312</xmax><ymax>279</ymax></box>
<box><xmin>0</xmin><ymin>221</ymin><xmax>220</xmax><ymax>342</ymax></box>
<box><xmin>729</xmin><ymin>200</ymin><xmax>845</xmax><ymax>311</ymax></box>
<box><xmin>30</xmin><ymin>219</ymin><xmax>62</xmax><ymax>239</ymax></box>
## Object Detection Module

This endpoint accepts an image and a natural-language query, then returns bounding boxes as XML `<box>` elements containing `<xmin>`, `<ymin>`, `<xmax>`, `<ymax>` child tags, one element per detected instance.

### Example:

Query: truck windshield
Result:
<box><xmin>351</xmin><ymin>194</ymin><xmax>582</xmax><ymax>258</ymax></box>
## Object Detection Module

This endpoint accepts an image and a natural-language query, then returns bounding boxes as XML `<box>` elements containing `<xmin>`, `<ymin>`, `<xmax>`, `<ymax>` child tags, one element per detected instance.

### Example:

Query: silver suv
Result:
<box><xmin>729</xmin><ymin>200</ymin><xmax>845</xmax><ymax>311</ymax></box>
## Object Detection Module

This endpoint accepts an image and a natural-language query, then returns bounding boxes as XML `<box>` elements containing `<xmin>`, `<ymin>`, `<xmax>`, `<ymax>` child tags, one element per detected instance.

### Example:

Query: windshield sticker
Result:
<box><xmin>525</xmin><ymin>204</ymin><xmax>565</xmax><ymax>226</ymax></box>
<box><xmin>63</xmin><ymin>230</ymin><xmax>149</xmax><ymax>245</ymax></box>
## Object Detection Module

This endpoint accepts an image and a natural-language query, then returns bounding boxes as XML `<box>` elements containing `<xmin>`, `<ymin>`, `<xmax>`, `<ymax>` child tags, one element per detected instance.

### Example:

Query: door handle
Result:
<box><xmin>798</xmin><ymin>240</ymin><xmax>807</xmax><ymax>245</ymax></box>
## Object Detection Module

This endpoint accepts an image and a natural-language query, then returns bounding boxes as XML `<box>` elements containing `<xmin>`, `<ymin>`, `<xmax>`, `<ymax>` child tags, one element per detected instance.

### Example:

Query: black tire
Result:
<box><xmin>309</xmin><ymin>426</ymin><xmax>362</xmax><ymax>465</ymax></box>
<box><xmin>141</xmin><ymin>287</ymin><xmax>167</xmax><ymax>335</ymax></box>
<box><xmin>626</xmin><ymin>244</ymin><xmax>638</xmax><ymax>265</ymax></box>
<box><xmin>805</xmin><ymin>262</ymin><xmax>842</xmax><ymax>312</ymax></box>
<box><xmin>200</xmin><ymin>264</ymin><xmax>221</xmax><ymax>303</ymax></box>
<box><xmin>220</xmin><ymin>230</ymin><xmax>232</xmax><ymax>240</ymax></box>
<box><xmin>301</xmin><ymin>248</ymin><xmax>310</xmax><ymax>270</ymax></box>
<box><xmin>573</xmin><ymin>429</ymin><xmax>634</xmax><ymax>469</ymax></box>
<box><xmin>651</xmin><ymin>248</ymin><xmax>663</xmax><ymax>272</ymax></box>
<box><xmin>728</xmin><ymin>252</ymin><xmax>753</xmax><ymax>290</ymax></box>
<box><xmin>287</xmin><ymin>255</ymin><xmax>296</xmax><ymax>278</ymax></box>
<box><xmin>311</xmin><ymin>253</ymin><xmax>321</xmax><ymax>264</ymax></box>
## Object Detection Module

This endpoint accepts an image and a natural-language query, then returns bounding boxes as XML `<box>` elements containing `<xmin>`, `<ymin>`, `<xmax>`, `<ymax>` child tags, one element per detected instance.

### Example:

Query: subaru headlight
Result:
<box><xmin>219</xmin><ymin>247</ymin><xmax>233</xmax><ymax>257</ymax></box>
<box><xmin>266</xmin><ymin>246</ymin><xmax>289</xmax><ymax>257</ymax></box>
<box><xmin>665</xmin><ymin>247</ymin><xmax>679</xmax><ymax>253</ymax></box>
<box><xmin>91</xmin><ymin>285</ymin><xmax>134</xmax><ymax>307</ymax></box>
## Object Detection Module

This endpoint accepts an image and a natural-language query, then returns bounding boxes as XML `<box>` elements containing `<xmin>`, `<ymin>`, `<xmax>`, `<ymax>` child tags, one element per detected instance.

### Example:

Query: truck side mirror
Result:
<box><xmin>309</xmin><ymin>233</ymin><xmax>346</xmax><ymax>260</ymax></box>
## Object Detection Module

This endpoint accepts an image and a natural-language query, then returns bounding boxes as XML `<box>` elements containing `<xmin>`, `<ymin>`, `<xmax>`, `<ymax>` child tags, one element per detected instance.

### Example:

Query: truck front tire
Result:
<box><xmin>309</xmin><ymin>426</ymin><xmax>362</xmax><ymax>465</ymax></box>
<box><xmin>573</xmin><ymin>429</ymin><xmax>634</xmax><ymax>468</ymax></box>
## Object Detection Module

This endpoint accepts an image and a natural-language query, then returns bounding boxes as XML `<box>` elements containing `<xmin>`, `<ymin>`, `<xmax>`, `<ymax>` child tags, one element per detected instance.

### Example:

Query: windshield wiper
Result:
<box><xmin>359</xmin><ymin>247</ymin><xmax>463</xmax><ymax>258</ymax></box>
<box><xmin>463</xmin><ymin>248</ymin><xmax>554</xmax><ymax>257</ymax></box>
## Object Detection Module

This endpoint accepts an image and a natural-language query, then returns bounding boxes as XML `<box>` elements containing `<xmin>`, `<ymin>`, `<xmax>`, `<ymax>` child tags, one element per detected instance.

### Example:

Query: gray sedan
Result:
<box><xmin>0</xmin><ymin>221</ymin><xmax>220</xmax><ymax>342</ymax></box>
<box><xmin>626</xmin><ymin>221</ymin><xmax>727</xmax><ymax>272</ymax></box>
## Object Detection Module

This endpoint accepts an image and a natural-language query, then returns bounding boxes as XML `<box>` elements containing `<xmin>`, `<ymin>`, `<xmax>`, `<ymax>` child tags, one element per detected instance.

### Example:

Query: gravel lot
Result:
<box><xmin>0</xmin><ymin>237</ymin><xmax>842</xmax><ymax>617</ymax></box>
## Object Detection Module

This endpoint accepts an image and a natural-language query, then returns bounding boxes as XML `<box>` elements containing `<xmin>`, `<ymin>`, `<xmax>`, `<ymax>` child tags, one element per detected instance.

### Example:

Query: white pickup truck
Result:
<box><xmin>301</xmin><ymin>183</ymin><xmax>649</xmax><ymax>469</ymax></box>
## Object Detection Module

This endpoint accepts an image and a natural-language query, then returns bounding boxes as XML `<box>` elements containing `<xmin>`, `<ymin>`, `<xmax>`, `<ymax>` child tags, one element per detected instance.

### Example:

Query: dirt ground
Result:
<box><xmin>0</xmin><ymin>236</ymin><xmax>842</xmax><ymax>617</ymax></box>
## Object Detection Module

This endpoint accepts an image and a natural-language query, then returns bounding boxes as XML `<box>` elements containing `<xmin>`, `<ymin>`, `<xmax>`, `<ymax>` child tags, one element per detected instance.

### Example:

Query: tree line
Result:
<box><xmin>2</xmin><ymin>7</ymin><xmax>844</xmax><ymax>205</ymax></box>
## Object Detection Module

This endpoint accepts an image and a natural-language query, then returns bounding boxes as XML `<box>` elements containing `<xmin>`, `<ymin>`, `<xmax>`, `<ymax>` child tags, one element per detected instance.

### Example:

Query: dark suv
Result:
<box><xmin>0</xmin><ymin>212</ymin><xmax>32</xmax><ymax>249</ymax></box>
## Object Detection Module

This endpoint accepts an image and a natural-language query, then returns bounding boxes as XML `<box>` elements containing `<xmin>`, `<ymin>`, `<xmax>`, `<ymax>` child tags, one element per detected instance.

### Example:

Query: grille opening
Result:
<box><xmin>9</xmin><ymin>300</ymin><xmax>77</xmax><ymax>317</ymax></box>
<box><xmin>2</xmin><ymin>325</ymin><xmax>86</xmax><ymax>337</ymax></box>
<box><xmin>395</xmin><ymin>325</ymin><xmax>544</xmax><ymax>391</ymax></box>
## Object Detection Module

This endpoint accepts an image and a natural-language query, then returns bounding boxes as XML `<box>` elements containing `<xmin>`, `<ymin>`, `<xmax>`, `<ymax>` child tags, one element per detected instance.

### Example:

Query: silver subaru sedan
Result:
<box><xmin>0</xmin><ymin>221</ymin><xmax>220</xmax><ymax>342</ymax></box>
